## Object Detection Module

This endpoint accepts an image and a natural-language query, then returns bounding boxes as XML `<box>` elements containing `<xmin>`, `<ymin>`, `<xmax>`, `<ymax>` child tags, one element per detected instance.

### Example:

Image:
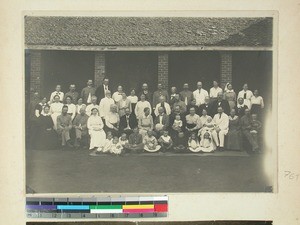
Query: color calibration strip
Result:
<box><xmin>26</xmin><ymin>196</ymin><xmax>168</xmax><ymax>219</ymax></box>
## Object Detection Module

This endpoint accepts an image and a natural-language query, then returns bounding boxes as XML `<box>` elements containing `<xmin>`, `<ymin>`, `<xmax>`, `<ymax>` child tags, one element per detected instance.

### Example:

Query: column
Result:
<box><xmin>158</xmin><ymin>52</ymin><xmax>169</xmax><ymax>89</ymax></box>
<box><xmin>94</xmin><ymin>52</ymin><xmax>106</xmax><ymax>87</ymax></box>
<box><xmin>30</xmin><ymin>50</ymin><xmax>42</xmax><ymax>98</ymax></box>
<box><xmin>220</xmin><ymin>51</ymin><xmax>233</xmax><ymax>87</ymax></box>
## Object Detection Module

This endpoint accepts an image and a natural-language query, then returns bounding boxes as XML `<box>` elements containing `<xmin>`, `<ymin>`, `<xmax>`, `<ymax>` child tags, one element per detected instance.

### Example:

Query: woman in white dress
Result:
<box><xmin>87</xmin><ymin>108</ymin><xmax>106</xmax><ymax>150</ymax></box>
<box><xmin>117</xmin><ymin>93</ymin><xmax>132</xmax><ymax>117</ymax></box>
<box><xmin>135</xmin><ymin>94</ymin><xmax>152</xmax><ymax>119</ymax></box>
<box><xmin>50</xmin><ymin>95</ymin><xmax>64</xmax><ymax>130</ymax></box>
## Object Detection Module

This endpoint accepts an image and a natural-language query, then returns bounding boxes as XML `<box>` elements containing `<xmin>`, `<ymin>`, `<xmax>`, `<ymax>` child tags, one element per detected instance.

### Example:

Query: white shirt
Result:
<box><xmin>154</xmin><ymin>102</ymin><xmax>171</xmax><ymax>116</ymax></box>
<box><xmin>209</xmin><ymin>87</ymin><xmax>223</xmax><ymax>98</ymax></box>
<box><xmin>213</xmin><ymin>112</ymin><xmax>229</xmax><ymax>131</ymax></box>
<box><xmin>112</xmin><ymin>92</ymin><xmax>123</xmax><ymax>103</ymax></box>
<box><xmin>99</xmin><ymin>97</ymin><xmax>115</xmax><ymax>118</ymax></box>
<box><xmin>66</xmin><ymin>103</ymin><xmax>76</xmax><ymax>120</ymax></box>
<box><xmin>86</xmin><ymin>104</ymin><xmax>100</xmax><ymax>116</ymax></box>
<box><xmin>200</xmin><ymin>115</ymin><xmax>212</xmax><ymax>125</ymax></box>
<box><xmin>50</xmin><ymin>102</ymin><xmax>63</xmax><ymax>114</ymax></box>
<box><xmin>103</xmin><ymin>84</ymin><xmax>109</xmax><ymax>96</ymax></box>
<box><xmin>193</xmin><ymin>89</ymin><xmax>209</xmax><ymax>106</ymax></box>
<box><xmin>127</xmin><ymin>96</ymin><xmax>138</xmax><ymax>104</ymax></box>
<box><xmin>135</xmin><ymin>100</ymin><xmax>152</xmax><ymax>119</ymax></box>
<box><xmin>50</xmin><ymin>91</ymin><xmax>64</xmax><ymax>103</ymax></box>
<box><xmin>251</xmin><ymin>96</ymin><xmax>264</xmax><ymax>108</ymax></box>
<box><xmin>237</xmin><ymin>90</ymin><xmax>253</xmax><ymax>109</ymax></box>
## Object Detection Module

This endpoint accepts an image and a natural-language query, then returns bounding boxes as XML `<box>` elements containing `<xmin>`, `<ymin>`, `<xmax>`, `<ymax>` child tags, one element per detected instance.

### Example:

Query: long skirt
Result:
<box><xmin>36</xmin><ymin>128</ymin><xmax>59</xmax><ymax>150</ymax></box>
<box><xmin>226</xmin><ymin>129</ymin><xmax>242</xmax><ymax>150</ymax></box>
<box><xmin>51</xmin><ymin>113</ymin><xmax>60</xmax><ymax>130</ymax></box>
<box><xmin>228</xmin><ymin>100</ymin><xmax>236</xmax><ymax>111</ymax></box>
<box><xmin>89</xmin><ymin>130</ymin><xmax>106</xmax><ymax>149</ymax></box>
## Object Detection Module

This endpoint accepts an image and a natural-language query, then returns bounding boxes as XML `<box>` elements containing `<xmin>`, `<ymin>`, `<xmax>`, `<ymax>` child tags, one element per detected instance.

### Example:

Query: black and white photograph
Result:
<box><xmin>25</xmin><ymin>15</ymin><xmax>275</xmax><ymax>193</ymax></box>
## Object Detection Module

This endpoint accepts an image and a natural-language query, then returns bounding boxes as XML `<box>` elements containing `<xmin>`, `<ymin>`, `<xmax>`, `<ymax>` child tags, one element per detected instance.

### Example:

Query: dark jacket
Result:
<box><xmin>119</xmin><ymin>114</ymin><xmax>138</xmax><ymax>131</ymax></box>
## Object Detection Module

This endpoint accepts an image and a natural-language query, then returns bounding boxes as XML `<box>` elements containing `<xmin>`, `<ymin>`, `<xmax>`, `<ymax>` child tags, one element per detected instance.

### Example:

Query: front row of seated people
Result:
<box><xmin>35</xmin><ymin>99</ymin><xmax>262</xmax><ymax>155</ymax></box>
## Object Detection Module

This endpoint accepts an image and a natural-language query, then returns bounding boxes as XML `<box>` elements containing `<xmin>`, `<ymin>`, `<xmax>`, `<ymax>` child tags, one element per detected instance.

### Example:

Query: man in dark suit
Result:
<box><xmin>198</xmin><ymin>96</ymin><xmax>213</xmax><ymax>117</ymax></box>
<box><xmin>235</xmin><ymin>97</ymin><xmax>249</xmax><ymax>118</ymax></box>
<box><xmin>119</xmin><ymin>107</ymin><xmax>138</xmax><ymax>137</ymax></box>
<box><xmin>95</xmin><ymin>77</ymin><xmax>110</xmax><ymax>104</ymax></box>
<box><xmin>211</xmin><ymin>92</ymin><xmax>230</xmax><ymax>116</ymax></box>
<box><xmin>139</xmin><ymin>83</ymin><xmax>152</xmax><ymax>104</ymax></box>
<box><xmin>153</xmin><ymin>106</ymin><xmax>170</xmax><ymax>137</ymax></box>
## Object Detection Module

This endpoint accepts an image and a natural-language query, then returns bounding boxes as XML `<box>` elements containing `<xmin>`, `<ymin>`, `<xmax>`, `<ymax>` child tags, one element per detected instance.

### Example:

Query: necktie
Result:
<box><xmin>219</xmin><ymin>114</ymin><xmax>221</xmax><ymax>119</ymax></box>
<box><xmin>87</xmin><ymin>93</ymin><xmax>91</xmax><ymax>104</ymax></box>
<box><xmin>126</xmin><ymin>116</ymin><xmax>129</xmax><ymax>128</ymax></box>
<box><xmin>244</xmin><ymin>92</ymin><xmax>247</xmax><ymax>99</ymax></box>
<box><xmin>161</xmin><ymin>102</ymin><xmax>166</xmax><ymax>113</ymax></box>
<box><xmin>185</xmin><ymin>97</ymin><xmax>188</xmax><ymax>105</ymax></box>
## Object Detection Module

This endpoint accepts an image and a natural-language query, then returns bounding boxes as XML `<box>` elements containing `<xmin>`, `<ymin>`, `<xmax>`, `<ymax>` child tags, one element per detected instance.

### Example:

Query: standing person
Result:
<box><xmin>153</xmin><ymin>106</ymin><xmax>170</xmax><ymax>136</ymax></box>
<box><xmin>81</xmin><ymin>80</ymin><xmax>96</xmax><ymax>105</ymax></box>
<box><xmin>237</xmin><ymin>83</ymin><xmax>253</xmax><ymax>109</ymax></box>
<box><xmin>224</xmin><ymin>83</ymin><xmax>237</xmax><ymax>111</ymax></box>
<box><xmin>57</xmin><ymin>105</ymin><xmax>73</xmax><ymax>148</ymax></box>
<box><xmin>185</xmin><ymin>107</ymin><xmax>202</xmax><ymax>136</ymax></box>
<box><xmin>135</xmin><ymin>94</ymin><xmax>152</xmax><ymax>119</ymax></box>
<box><xmin>125</xmin><ymin>127</ymin><xmax>144</xmax><ymax>153</ymax></box>
<box><xmin>87</xmin><ymin>108</ymin><xmax>106</xmax><ymax>151</ymax></box>
<box><xmin>225</xmin><ymin>109</ymin><xmax>242</xmax><ymax>151</ymax></box>
<box><xmin>212</xmin><ymin>107</ymin><xmax>229</xmax><ymax>151</ymax></box>
<box><xmin>73</xmin><ymin>107</ymin><xmax>89</xmax><ymax>148</ymax></box>
<box><xmin>240</xmin><ymin>109</ymin><xmax>260</xmax><ymax>152</ymax></box>
<box><xmin>119</xmin><ymin>107</ymin><xmax>138</xmax><ymax>137</ymax></box>
<box><xmin>193</xmin><ymin>81</ymin><xmax>209</xmax><ymax>107</ymax></box>
<box><xmin>138</xmin><ymin>107</ymin><xmax>154</xmax><ymax>137</ymax></box>
<box><xmin>127</xmin><ymin>89</ymin><xmax>138</xmax><ymax>116</ymax></box>
<box><xmin>169</xmin><ymin>86</ymin><xmax>178</xmax><ymax>107</ymax></box>
<box><xmin>179</xmin><ymin>83</ymin><xmax>193</xmax><ymax>106</ymax></box>
<box><xmin>50</xmin><ymin>95</ymin><xmax>64</xmax><ymax>130</ymax></box>
<box><xmin>35</xmin><ymin>97</ymin><xmax>48</xmax><ymax>118</ymax></box>
<box><xmin>105</xmin><ymin>104</ymin><xmax>120</xmax><ymax>137</ymax></box>
<box><xmin>99</xmin><ymin>90</ymin><xmax>115</xmax><ymax>120</ymax></box>
<box><xmin>211</xmin><ymin>92</ymin><xmax>230</xmax><ymax>116</ymax></box>
<box><xmin>187</xmin><ymin>99</ymin><xmax>201</xmax><ymax>116</ymax></box>
<box><xmin>209</xmin><ymin>81</ymin><xmax>223</xmax><ymax>102</ymax></box>
<box><xmin>199</xmin><ymin>96</ymin><xmax>213</xmax><ymax>117</ymax></box>
<box><xmin>235</xmin><ymin>97</ymin><xmax>248</xmax><ymax>118</ymax></box>
<box><xmin>117</xmin><ymin>93</ymin><xmax>132</xmax><ymax>117</ymax></box>
<box><xmin>65</xmin><ymin>96</ymin><xmax>76</xmax><ymax>120</ymax></box>
<box><xmin>95</xmin><ymin>77</ymin><xmax>110</xmax><ymax>104</ymax></box>
<box><xmin>152</xmin><ymin>83</ymin><xmax>169</xmax><ymax>110</ymax></box>
<box><xmin>172</xmin><ymin>94</ymin><xmax>187</xmax><ymax>114</ymax></box>
<box><xmin>36</xmin><ymin>105</ymin><xmax>58</xmax><ymax>150</ymax></box>
<box><xmin>64</xmin><ymin>84</ymin><xmax>79</xmax><ymax>104</ymax></box>
<box><xmin>112</xmin><ymin>85</ymin><xmax>124</xmax><ymax>103</ymax></box>
<box><xmin>139</xmin><ymin>83</ymin><xmax>152</xmax><ymax>103</ymax></box>
<box><xmin>250</xmin><ymin>89</ymin><xmax>265</xmax><ymax>118</ymax></box>
<box><xmin>85</xmin><ymin>96</ymin><xmax>99</xmax><ymax>117</ymax></box>
<box><xmin>154</xmin><ymin>96</ymin><xmax>171</xmax><ymax>116</ymax></box>
<box><xmin>49</xmin><ymin>85</ymin><xmax>64</xmax><ymax>103</ymax></box>
<box><xmin>76</xmin><ymin>98</ymin><xmax>86</xmax><ymax>114</ymax></box>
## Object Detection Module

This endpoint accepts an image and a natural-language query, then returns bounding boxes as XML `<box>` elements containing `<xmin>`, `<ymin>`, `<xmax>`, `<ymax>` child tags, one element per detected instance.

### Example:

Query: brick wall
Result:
<box><xmin>158</xmin><ymin>52</ymin><xmax>169</xmax><ymax>89</ymax></box>
<box><xmin>30</xmin><ymin>51</ymin><xmax>42</xmax><ymax>98</ymax></box>
<box><xmin>94</xmin><ymin>52</ymin><xmax>106</xmax><ymax>88</ymax></box>
<box><xmin>220</xmin><ymin>51</ymin><xmax>233</xmax><ymax>87</ymax></box>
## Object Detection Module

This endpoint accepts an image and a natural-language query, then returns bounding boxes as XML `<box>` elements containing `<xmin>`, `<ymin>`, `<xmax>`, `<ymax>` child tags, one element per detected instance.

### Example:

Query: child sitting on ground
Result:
<box><xmin>158</xmin><ymin>130</ymin><xmax>173</xmax><ymax>153</ymax></box>
<box><xmin>143</xmin><ymin>130</ymin><xmax>161</xmax><ymax>152</ymax></box>
<box><xmin>119</xmin><ymin>133</ymin><xmax>129</xmax><ymax>147</ymax></box>
<box><xmin>101</xmin><ymin>131</ymin><xmax>113</xmax><ymax>153</ymax></box>
<box><xmin>110</xmin><ymin>136</ymin><xmax>123</xmax><ymax>155</ymax></box>
<box><xmin>173</xmin><ymin>130</ymin><xmax>187</xmax><ymax>153</ymax></box>
<box><xmin>188</xmin><ymin>133</ymin><xmax>201</xmax><ymax>153</ymax></box>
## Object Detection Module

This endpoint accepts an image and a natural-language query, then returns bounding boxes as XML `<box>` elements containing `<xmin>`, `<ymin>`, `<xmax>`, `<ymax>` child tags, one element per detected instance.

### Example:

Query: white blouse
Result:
<box><xmin>50</xmin><ymin>102</ymin><xmax>64</xmax><ymax>114</ymax></box>
<box><xmin>66</xmin><ymin>103</ymin><xmax>76</xmax><ymax>120</ymax></box>
<box><xmin>135</xmin><ymin>101</ymin><xmax>152</xmax><ymax>119</ymax></box>
<box><xmin>87</xmin><ymin>115</ymin><xmax>104</xmax><ymax>130</ymax></box>
<box><xmin>251</xmin><ymin>96</ymin><xmax>264</xmax><ymax>108</ymax></box>
<box><xmin>127</xmin><ymin>96</ymin><xmax>138</xmax><ymax>104</ymax></box>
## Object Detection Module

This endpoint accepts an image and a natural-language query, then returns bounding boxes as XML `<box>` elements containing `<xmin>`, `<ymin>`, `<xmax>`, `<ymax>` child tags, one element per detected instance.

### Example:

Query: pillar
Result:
<box><xmin>94</xmin><ymin>52</ymin><xmax>106</xmax><ymax>87</ymax></box>
<box><xmin>30</xmin><ymin>50</ymin><xmax>42</xmax><ymax>99</ymax></box>
<box><xmin>220</xmin><ymin>51</ymin><xmax>233</xmax><ymax>88</ymax></box>
<box><xmin>158</xmin><ymin>52</ymin><xmax>169</xmax><ymax>89</ymax></box>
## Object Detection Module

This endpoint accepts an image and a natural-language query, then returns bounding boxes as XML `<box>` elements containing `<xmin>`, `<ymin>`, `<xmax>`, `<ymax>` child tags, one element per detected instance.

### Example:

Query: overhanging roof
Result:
<box><xmin>25</xmin><ymin>16</ymin><xmax>273</xmax><ymax>50</ymax></box>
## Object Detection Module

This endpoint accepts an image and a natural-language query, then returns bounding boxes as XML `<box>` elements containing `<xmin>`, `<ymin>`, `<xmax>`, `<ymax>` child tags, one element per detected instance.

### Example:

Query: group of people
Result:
<box><xmin>28</xmin><ymin>78</ymin><xmax>265</xmax><ymax>155</ymax></box>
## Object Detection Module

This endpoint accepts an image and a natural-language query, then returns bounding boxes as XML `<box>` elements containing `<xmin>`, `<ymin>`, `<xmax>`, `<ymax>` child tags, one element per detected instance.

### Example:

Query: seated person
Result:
<box><xmin>119</xmin><ymin>133</ymin><xmax>129</xmax><ymax>148</ymax></box>
<box><xmin>57</xmin><ymin>105</ymin><xmax>73</xmax><ymax>148</ymax></box>
<box><xmin>119</xmin><ymin>107</ymin><xmax>138</xmax><ymax>137</ymax></box>
<box><xmin>153</xmin><ymin>106</ymin><xmax>169</xmax><ymax>136</ymax></box>
<box><xmin>173</xmin><ymin>131</ymin><xmax>187</xmax><ymax>153</ymax></box>
<box><xmin>199</xmin><ymin>130</ymin><xmax>215</xmax><ymax>153</ymax></box>
<box><xmin>172</xmin><ymin>114</ymin><xmax>183</xmax><ymax>132</ymax></box>
<box><xmin>138</xmin><ymin>107</ymin><xmax>154</xmax><ymax>137</ymax></box>
<box><xmin>250</xmin><ymin>114</ymin><xmax>262</xmax><ymax>153</ymax></box>
<box><xmin>109</xmin><ymin>137</ymin><xmax>124</xmax><ymax>155</ymax></box>
<box><xmin>158</xmin><ymin>130</ymin><xmax>173</xmax><ymax>153</ymax></box>
<box><xmin>185</xmin><ymin>107</ymin><xmax>202</xmax><ymax>135</ymax></box>
<box><xmin>73</xmin><ymin>107</ymin><xmax>89</xmax><ymax>148</ymax></box>
<box><xmin>125</xmin><ymin>127</ymin><xmax>144</xmax><ymax>153</ymax></box>
<box><xmin>101</xmin><ymin>131</ymin><xmax>114</xmax><ymax>153</ymax></box>
<box><xmin>143</xmin><ymin>130</ymin><xmax>161</xmax><ymax>153</ymax></box>
<box><xmin>188</xmin><ymin>133</ymin><xmax>201</xmax><ymax>153</ymax></box>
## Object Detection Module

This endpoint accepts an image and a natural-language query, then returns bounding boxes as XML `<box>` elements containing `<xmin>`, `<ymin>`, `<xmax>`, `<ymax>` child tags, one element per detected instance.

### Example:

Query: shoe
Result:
<box><xmin>66</xmin><ymin>140</ymin><xmax>73</xmax><ymax>148</ymax></box>
<box><xmin>219</xmin><ymin>147</ymin><xmax>224</xmax><ymax>152</ymax></box>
